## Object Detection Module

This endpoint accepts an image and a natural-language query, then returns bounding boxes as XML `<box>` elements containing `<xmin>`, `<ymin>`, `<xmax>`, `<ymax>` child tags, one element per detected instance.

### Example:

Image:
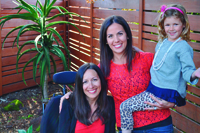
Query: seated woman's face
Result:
<box><xmin>82</xmin><ymin>69</ymin><xmax>101</xmax><ymax>102</ymax></box>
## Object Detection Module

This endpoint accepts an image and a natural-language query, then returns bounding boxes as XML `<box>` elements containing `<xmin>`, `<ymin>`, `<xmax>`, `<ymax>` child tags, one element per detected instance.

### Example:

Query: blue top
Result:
<box><xmin>150</xmin><ymin>39</ymin><xmax>198</xmax><ymax>99</ymax></box>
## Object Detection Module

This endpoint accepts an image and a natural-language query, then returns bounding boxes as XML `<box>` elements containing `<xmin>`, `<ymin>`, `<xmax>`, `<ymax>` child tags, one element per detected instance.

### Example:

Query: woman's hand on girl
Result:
<box><xmin>59</xmin><ymin>91</ymin><xmax>73</xmax><ymax>113</ymax></box>
<box><xmin>144</xmin><ymin>94</ymin><xmax>174</xmax><ymax>111</ymax></box>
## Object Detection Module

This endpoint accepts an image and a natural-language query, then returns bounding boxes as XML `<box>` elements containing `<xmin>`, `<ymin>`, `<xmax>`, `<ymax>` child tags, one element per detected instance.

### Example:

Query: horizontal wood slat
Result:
<box><xmin>69</xmin><ymin>0</ymin><xmax>90</xmax><ymax>7</ymax></box>
<box><xmin>187</xmin><ymin>85</ymin><xmax>200</xmax><ymax>96</ymax></box>
<box><xmin>143</xmin><ymin>12</ymin><xmax>200</xmax><ymax>31</ymax></box>
<box><xmin>186</xmin><ymin>93</ymin><xmax>200</xmax><ymax>106</ymax></box>
<box><xmin>142</xmin><ymin>40</ymin><xmax>157</xmax><ymax>53</ymax></box>
<box><xmin>69</xmin><ymin>19</ymin><xmax>90</xmax><ymax>27</ymax></box>
<box><xmin>69</xmin><ymin>25</ymin><xmax>91</xmax><ymax>36</ymax></box>
<box><xmin>70</xmin><ymin>48</ymin><xmax>90</xmax><ymax>62</ymax></box>
<box><xmin>70</xmin><ymin>56</ymin><xmax>84</xmax><ymax>68</ymax></box>
<box><xmin>92</xmin><ymin>39</ymin><xmax>100</xmax><ymax>49</ymax></box>
<box><xmin>93</xmin><ymin>9</ymin><xmax>139</xmax><ymax>22</ymax></box>
<box><xmin>194</xmin><ymin>52</ymin><xmax>200</xmax><ymax>69</ymax></box>
<box><xmin>143</xmin><ymin>32</ymin><xmax>158</xmax><ymax>41</ymax></box>
<box><xmin>143</xmin><ymin>25</ymin><xmax>158</xmax><ymax>33</ymax></box>
<box><xmin>144</xmin><ymin>0</ymin><xmax>200</xmax><ymax>13</ymax></box>
<box><xmin>94</xmin><ymin>0</ymin><xmax>139</xmax><ymax>9</ymax></box>
<box><xmin>2</xmin><ymin>60</ymin><xmax>62</xmax><ymax>76</ymax></box>
<box><xmin>69</xmin><ymin>32</ymin><xmax>90</xmax><ymax>44</ymax></box>
<box><xmin>93</xmin><ymin>58</ymin><xmax>100</xmax><ymax>65</ymax></box>
<box><xmin>175</xmin><ymin>101</ymin><xmax>200</xmax><ymax>123</ymax></box>
<box><xmin>69</xmin><ymin>8</ymin><xmax>90</xmax><ymax>17</ymax></box>
<box><xmin>2</xmin><ymin>64</ymin><xmax>62</xmax><ymax>85</ymax></box>
<box><xmin>173</xmin><ymin>127</ymin><xmax>182</xmax><ymax>133</ymax></box>
<box><xmin>2</xmin><ymin>64</ymin><xmax>64</xmax><ymax>95</ymax></box>
<box><xmin>1</xmin><ymin>0</ymin><xmax>63</xmax><ymax>9</ymax></box>
<box><xmin>171</xmin><ymin>110</ymin><xmax>200</xmax><ymax>133</ymax></box>
<box><xmin>1</xmin><ymin>29</ymin><xmax>38</xmax><ymax>39</ymax></box>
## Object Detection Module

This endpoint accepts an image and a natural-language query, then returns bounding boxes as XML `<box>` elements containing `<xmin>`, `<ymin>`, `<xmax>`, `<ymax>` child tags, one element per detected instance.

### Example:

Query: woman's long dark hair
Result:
<box><xmin>70</xmin><ymin>63</ymin><xmax>109</xmax><ymax>125</ymax></box>
<box><xmin>99</xmin><ymin>15</ymin><xmax>137</xmax><ymax>77</ymax></box>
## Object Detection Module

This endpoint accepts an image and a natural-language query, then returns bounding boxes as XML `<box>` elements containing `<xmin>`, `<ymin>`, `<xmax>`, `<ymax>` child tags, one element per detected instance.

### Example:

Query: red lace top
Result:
<box><xmin>75</xmin><ymin>118</ymin><xmax>105</xmax><ymax>133</ymax></box>
<box><xmin>106</xmin><ymin>52</ymin><xmax>171</xmax><ymax>128</ymax></box>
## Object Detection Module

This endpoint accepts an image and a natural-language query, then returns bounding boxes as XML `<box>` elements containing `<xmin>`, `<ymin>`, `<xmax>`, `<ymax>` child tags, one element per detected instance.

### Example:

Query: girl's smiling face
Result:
<box><xmin>164</xmin><ymin>16</ymin><xmax>185</xmax><ymax>42</ymax></box>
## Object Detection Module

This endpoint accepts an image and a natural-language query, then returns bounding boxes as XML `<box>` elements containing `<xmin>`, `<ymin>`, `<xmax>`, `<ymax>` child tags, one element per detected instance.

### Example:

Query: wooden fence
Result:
<box><xmin>0</xmin><ymin>0</ymin><xmax>66</xmax><ymax>96</ymax></box>
<box><xmin>66</xmin><ymin>0</ymin><xmax>200</xmax><ymax>132</ymax></box>
<box><xmin>0</xmin><ymin>0</ymin><xmax>200</xmax><ymax>132</ymax></box>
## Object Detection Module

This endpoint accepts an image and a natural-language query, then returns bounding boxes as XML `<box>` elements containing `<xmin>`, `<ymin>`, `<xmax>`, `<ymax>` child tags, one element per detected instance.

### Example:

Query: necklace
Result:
<box><xmin>152</xmin><ymin>37</ymin><xmax>181</xmax><ymax>70</ymax></box>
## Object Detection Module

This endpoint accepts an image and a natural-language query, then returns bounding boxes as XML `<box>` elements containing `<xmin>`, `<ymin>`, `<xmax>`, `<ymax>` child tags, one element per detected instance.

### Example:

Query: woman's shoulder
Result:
<box><xmin>138</xmin><ymin>51</ymin><xmax>154</xmax><ymax>57</ymax></box>
<box><xmin>134</xmin><ymin>52</ymin><xmax>154</xmax><ymax>62</ymax></box>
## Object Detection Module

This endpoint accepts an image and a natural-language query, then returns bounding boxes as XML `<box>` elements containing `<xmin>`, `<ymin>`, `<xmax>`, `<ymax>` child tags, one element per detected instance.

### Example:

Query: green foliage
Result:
<box><xmin>36</xmin><ymin>125</ymin><xmax>40</xmax><ymax>132</ymax></box>
<box><xmin>17</xmin><ymin>114</ymin><xmax>34</xmax><ymax>120</ymax></box>
<box><xmin>3</xmin><ymin>99</ymin><xmax>24</xmax><ymax>111</ymax></box>
<box><xmin>18</xmin><ymin>125</ymin><xmax>33</xmax><ymax>133</ymax></box>
<box><xmin>0</xmin><ymin>0</ymin><xmax>85</xmax><ymax>100</ymax></box>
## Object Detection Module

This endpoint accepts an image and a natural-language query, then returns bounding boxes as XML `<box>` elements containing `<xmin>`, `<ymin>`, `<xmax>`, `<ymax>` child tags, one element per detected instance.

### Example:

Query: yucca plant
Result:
<box><xmin>0</xmin><ymin>0</ymin><xmax>84</xmax><ymax>102</ymax></box>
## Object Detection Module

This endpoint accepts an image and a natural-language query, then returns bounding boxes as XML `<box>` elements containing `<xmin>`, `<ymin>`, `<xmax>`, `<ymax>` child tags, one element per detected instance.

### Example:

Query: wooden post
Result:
<box><xmin>138</xmin><ymin>0</ymin><xmax>144</xmax><ymax>50</ymax></box>
<box><xmin>63</xmin><ymin>0</ymin><xmax>67</xmax><ymax>47</ymax></box>
<box><xmin>90</xmin><ymin>2</ymin><xmax>93</xmax><ymax>63</ymax></box>
<box><xmin>0</xmin><ymin>0</ymin><xmax>2</xmax><ymax>96</ymax></box>
<box><xmin>66</xmin><ymin>0</ymin><xmax>70</xmax><ymax>69</ymax></box>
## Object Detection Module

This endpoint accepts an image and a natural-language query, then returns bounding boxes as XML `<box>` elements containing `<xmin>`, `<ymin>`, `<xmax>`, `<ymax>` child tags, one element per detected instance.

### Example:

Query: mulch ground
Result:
<box><xmin>0</xmin><ymin>82</ymin><xmax>63</xmax><ymax>133</ymax></box>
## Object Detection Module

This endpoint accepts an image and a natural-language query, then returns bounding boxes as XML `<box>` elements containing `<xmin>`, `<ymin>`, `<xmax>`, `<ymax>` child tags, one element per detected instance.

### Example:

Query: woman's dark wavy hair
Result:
<box><xmin>70</xmin><ymin>63</ymin><xmax>109</xmax><ymax>125</ymax></box>
<box><xmin>99</xmin><ymin>15</ymin><xmax>137</xmax><ymax>77</ymax></box>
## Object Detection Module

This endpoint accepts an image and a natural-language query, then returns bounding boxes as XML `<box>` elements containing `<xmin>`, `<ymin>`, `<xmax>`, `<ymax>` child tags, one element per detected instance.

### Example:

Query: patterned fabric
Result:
<box><xmin>120</xmin><ymin>91</ymin><xmax>156</xmax><ymax>130</ymax></box>
<box><xmin>146</xmin><ymin>81</ymin><xmax>186</xmax><ymax>106</ymax></box>
<box><xmin>106</xmin><ymin>52</ymin><xmax>171</xmax><ymax>128</ymax></box>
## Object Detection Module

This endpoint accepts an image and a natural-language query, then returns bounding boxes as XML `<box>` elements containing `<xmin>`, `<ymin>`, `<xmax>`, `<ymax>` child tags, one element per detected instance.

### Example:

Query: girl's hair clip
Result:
<box><xmin>160</xmin><ymin>5</ymin><xmax>167</xmax><ymax>13</ymax></box>
<box><xmin>160</xmin><ymin>5</ymin><xmax>183</xmax><ymax>17</ymax></box>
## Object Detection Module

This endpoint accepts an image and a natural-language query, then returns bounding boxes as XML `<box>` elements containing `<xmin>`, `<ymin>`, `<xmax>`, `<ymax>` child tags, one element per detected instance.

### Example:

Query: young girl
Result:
<box><xmin>120</xmin><ymin>4</ymin><xmax>200</xmax><ymax>133</ymax></box>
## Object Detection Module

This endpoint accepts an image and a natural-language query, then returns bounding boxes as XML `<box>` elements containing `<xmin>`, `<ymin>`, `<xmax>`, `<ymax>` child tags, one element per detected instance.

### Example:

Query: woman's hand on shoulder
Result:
<box><xmin>144</xmin><ymin>94</ymin><xmax>175</xmax><ymax>111</ymax></box>
<box><xmin>59</xmin><ymin>91</ymin><xmax>73</xmax><ymax>113</ymax></box>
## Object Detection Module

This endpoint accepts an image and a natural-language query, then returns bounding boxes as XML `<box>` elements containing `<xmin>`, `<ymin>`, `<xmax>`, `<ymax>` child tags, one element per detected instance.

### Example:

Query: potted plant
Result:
<box><xmin>0</xmin><ymin>0</ymin><xmax>85</xmax><ymax>102</ymax></box>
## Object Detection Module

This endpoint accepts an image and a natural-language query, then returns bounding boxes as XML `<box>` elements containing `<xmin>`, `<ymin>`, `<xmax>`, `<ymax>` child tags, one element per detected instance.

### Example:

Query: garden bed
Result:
<box><xmin>0</xmin><ymin>82</ymin><xmax>62</xmax><ymax>133</ymax></box>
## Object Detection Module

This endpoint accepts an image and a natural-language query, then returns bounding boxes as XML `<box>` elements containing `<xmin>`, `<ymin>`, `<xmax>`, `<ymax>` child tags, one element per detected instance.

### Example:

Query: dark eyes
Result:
<box><xmin>107</xmin><ymin>32</ymin><xmax>123</xmax><ymax>38</ymax></box>
<box><xmin>108</xmin><ymin>35</ymin><xmax>113</xmax><ymax>38</ymax></box>
<box><xmin>118</xmin><ymin>32</ymin><xmax>123</xmax><ymax>35</ymax></box>
<box><xmin>165</xmin><ymin>23</ymin><xmax>178</xmax><ymax>26</ymax></box>
<box><xmin>93</xmin><ymin>78</ymin><xmax>98</xmax><ymax>81</ymax></box>
<box><xmin>83</xmin><ymin>78</ymin><xmax>98</xmax><ymax>84</ymax></box>
<box><xmin>83</xmin><ymin>81</ymin><xmax>87</xmax><ymax>84</ymax></box>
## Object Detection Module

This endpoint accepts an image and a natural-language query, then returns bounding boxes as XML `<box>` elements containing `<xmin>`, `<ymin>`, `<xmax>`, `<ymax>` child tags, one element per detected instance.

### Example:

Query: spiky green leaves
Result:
<box><xmin>0</xmin><ymin>0</ymin><xmax>85</xmax><ymax>89</ymax></box>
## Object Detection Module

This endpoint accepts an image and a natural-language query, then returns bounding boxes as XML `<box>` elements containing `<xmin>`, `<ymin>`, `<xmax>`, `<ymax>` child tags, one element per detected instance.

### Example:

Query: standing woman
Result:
<box><xmin>99</xmin><ymin>15</ymin><xmax>174</xmax><ymax>133</ymax></box>
<box><xmin>60</xmin><ymin>15</ymin><xmax>175</xmax><ymax>133</ymax></box>
<box><xmin>40</xmin><ymin>63</ymin><xmax>116</xmax><ymax>133</ymax></box>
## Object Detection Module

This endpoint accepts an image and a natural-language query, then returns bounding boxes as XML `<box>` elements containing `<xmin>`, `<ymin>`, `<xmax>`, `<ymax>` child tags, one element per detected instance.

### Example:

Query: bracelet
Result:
<box><xmin>172</xmin><ymin>104</ymin><xmax>177</xmax><ymax>108</ymax></box>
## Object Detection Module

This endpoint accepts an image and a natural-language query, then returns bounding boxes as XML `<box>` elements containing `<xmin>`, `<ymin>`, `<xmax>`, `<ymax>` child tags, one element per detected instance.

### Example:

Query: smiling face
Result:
<box><xmin>82</xmin><ymin>69</ymin><xmax>101</xmax><ymax>102</ymax></box>
<box><xmin>106</xmin><ymin>23</ymin><xmax>128</xmax><ymax>57</ymax></box>
<box><xmin>164</xmin><ymin>16</ymin><xmax>185</xmax><ymax>42</ymax></box>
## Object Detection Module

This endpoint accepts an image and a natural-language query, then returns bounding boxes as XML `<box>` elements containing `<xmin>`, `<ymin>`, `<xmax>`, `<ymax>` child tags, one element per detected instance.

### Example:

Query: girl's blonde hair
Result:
<box><xmin>158</xmin><ymin>4</ymin><xmax>190</xmax><ymax>42</ymax></box>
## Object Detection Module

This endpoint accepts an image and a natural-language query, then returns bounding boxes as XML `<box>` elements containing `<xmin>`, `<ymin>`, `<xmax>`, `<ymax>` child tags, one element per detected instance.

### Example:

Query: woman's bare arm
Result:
<box><xmin>59</xmin><ymin>91</ymin><xmax>73</xmax><ymax>113</ymax></box>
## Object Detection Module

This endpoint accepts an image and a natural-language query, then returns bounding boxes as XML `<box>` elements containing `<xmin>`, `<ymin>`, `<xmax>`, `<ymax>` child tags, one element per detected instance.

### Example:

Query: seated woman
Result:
<box><xmin>40</xmin><ymin>63</ymin><xmax>116</xmax><ymax>133</ymax></box>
